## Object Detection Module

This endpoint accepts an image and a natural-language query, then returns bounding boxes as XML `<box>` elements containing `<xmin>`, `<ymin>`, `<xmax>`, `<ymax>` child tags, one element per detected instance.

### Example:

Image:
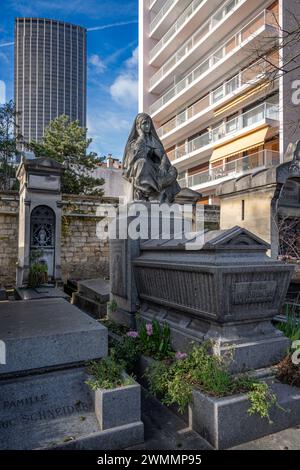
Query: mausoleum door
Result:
<box><xmin>30</xmin><ymin>205</ymin><xmax>56</xmax><ymax>278</ymax></box>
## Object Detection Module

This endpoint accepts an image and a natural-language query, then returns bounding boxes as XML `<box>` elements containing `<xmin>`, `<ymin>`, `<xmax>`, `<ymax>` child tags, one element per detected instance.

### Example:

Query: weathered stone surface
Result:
<box><xmin>190</xmin><ymin>380</ymin><xmax>300</xmax><ymax>449</ymax></box>
<box><xmin>15</xmin><ymin>286</ymin><xmax>70</xmax><ymax>301</ymax></box>
<box><xmin>0</xmin><ymin>367</ymin><xmax>94</xmax><ymax>450</ymax></box>
<box><xmin>72</xmin><ymin>293</ymin><xmax>107</xmax><ymax>319</ymax></box>
<box><xmin>52</xmin><ymin>421</ymin><xmax>144</xmax><ymax>450</ymax></box>
<box><xmin>0</xmin><ymin>298</ymin><xmax>108</xmax><ymax>374</ymax></box>
<box><xmin>94</xmin><ymin>375</ymin><xmax>141</xmax><ymax>431</ymax></box>
<box><xmin>0</xmin><ymin>366</ymin><xmax>144</xmax><ymax>450</ymax></box>
<box><xmin>0</xmin><ymin>192</ymin><xmax>111</xmax><ymax>287</ymax></box>
<box><xmin>0</xmin><ymin>192</ymin><xmax>19</xmax><ymax>287</ymax></box>
<box><xmin>77</xmin><ymin>278</ymin><xmax>110</xmax><ymax>304</ymax></box>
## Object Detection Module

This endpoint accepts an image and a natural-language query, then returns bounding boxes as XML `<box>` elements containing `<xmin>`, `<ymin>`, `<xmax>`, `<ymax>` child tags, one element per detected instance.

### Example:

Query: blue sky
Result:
<box><xmin>0</xmin><ymin>0</ymin><xmax>139</xmax><ymax>159</ymax></box>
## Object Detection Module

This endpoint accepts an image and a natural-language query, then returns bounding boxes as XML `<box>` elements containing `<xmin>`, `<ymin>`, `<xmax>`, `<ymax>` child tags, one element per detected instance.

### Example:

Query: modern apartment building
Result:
<box><xmin>139</xmin><ymin>0</ymin><xmax>300</xmax><ymax>204</ymax></box>
<box><xmin>14</xmin><ymin>18</ymin><xmax>87</xmax><ymax>146</ymax></box>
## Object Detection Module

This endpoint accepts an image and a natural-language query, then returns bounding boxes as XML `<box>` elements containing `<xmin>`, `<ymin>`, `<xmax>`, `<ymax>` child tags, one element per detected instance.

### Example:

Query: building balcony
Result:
<box><xmin>149</xmin><ymin>10</ymin><xmax>278</xmax><ymax>121</ymax></box>
<box><xmin>150</xmin><ymin>0</ymin><xmax>253</xmax><ymax>93</ymax></box>
<box><xmin>150</xmin><ymin>0</ymin><xmax>191</xmax><ymax>39</ymax></box>
<box><xmin>181</xmin><ymin>149</ymin><xmax>280</xmax><ymax>192</ymax></box>
<box><xmin>168</xmin><ymin>102</ymin><xmax>279</xmax><ymax>168</ymax></box>
<box><xmin>149</xmin><ymin>0</ymin><xmax>166</xmax><ymax>11</ymax></box>
<box><xmin>157</xmin><ymin>58</ymin><xmax>278</xmax><ymax>147</ymax></box>
<box><xmin>150</xmin><ymin>0</ymin><xmax>228</xmax><ymax>65</ymax></box>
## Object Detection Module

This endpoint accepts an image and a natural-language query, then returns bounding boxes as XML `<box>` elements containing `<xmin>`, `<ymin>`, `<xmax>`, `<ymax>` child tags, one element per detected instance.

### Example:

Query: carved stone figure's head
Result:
<box><xmin>136</xmin><ymin>114</ymin><xmax>151</xmax><ymax>136</ymax></box>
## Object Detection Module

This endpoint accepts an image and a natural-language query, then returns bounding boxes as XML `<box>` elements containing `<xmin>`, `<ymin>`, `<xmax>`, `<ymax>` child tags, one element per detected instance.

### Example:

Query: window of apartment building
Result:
<box><xmin>188</xmin><ymin>162</ymin><xmax>209</xmax><ymax>176</ymax></box>
<box><xmin>211</xmin><ymin>121</ymin><xmax>225</xmax><ymax>141</ymax></box>
<box><xmin>242</xmin><ymin>93</ymin><xmax>279</xmax><ymax>126</ymax></box>
<box><xmin>225</xmin><ymin>112</ymin><xmax>239</xmax><ymax>134</ymax></box>
<box><xmin>243</xmin><ymin>103</ymin><xmax>264</xmax><ymax>127</ymax></box>
<box><xmin>265</xmin><ymin>137</ymin><xmax>279</xmax><ymax>153</ymax></box>
<box><xmin>225</xmin><ymin>75</ymin><xmax>239</xmax><ymax>95</ymax></box>
<box><xmin>212</xmin><ymin>86</ymin><xmax>224</xmax><ymax>104</ymax></box>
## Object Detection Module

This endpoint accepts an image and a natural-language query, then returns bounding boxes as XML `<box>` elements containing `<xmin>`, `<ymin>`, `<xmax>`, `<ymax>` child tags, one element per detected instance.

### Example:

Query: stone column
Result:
<box><xmin>16</xmin><ymin>157</ymin><xmax>64</xmax><ymax>287</ymax></box>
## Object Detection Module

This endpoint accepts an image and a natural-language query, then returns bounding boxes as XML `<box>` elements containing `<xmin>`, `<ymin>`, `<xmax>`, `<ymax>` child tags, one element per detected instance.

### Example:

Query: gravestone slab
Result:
<box><xmin>15</xmin><ymin>286</ymin><xmax>70</xmax><ymax>301</ymax></box>
<box><xmin>0</xmin><ymin>298</ymin><xmax>107</xmax><ymax>375</ymax></box>
<box><xmin>0</xmin><ymin>367</ymin><xmax>95</xmax><ymax>449</ymax></box>
<box><xmin>0</xmin><ymin>366</ymin><xmax>143</xmax><ymax>450</ymax></box>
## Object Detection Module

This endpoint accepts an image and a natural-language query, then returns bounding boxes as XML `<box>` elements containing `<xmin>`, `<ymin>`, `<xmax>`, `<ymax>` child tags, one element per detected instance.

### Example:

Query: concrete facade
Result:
<box><xmin>14</xmin><ymin>18</ymin><xmax>87</xmax><ymax>146</ymax></box>
<box><xmin>217</xmin><ymin>154</ymin><xmax>300</xmax><ymax>257</ymax></box>
<box><xmin>140</xmin><ymin>0</ymin><xmax>300</xmax><ymax>204</ymax></box>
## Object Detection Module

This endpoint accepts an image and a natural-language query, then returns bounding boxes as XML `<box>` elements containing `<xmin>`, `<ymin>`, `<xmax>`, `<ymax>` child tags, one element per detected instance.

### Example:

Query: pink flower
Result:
<box><xmin>127</xmin><ymin>331</ymin><xmax>139</xmax><ymax>338</ymax></box>
<box><xmin>175</xmin><ymin>351</ymin><xmax>188</xmax><ymax>360</ymax></box>
<box><xmin>146</xmin><ymin>323</ymin><xmax>153</xmax><ymax>336</ymax></box>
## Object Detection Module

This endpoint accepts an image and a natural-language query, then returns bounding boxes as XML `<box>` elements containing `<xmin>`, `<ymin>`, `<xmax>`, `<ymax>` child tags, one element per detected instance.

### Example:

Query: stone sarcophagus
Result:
<box><xmin>133</xmin><ymin>226</ymin><xmax>294</xmax><ymax>373</ymax></box>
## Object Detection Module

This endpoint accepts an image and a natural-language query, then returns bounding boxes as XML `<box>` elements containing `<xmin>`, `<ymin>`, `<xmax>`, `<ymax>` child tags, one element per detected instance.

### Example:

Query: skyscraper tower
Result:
<box><xmin>14</xmin><ymin>18</ymin><xmax>87</xmax><ymax>145</ymax></box>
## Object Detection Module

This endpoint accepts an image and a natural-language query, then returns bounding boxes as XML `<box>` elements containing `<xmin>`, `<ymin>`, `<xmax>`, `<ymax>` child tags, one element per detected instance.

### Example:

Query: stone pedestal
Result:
<box><xmin>109</xmin><ymin>201</ymin><xmax>193</xmax><ymax>327</ymax></box>
<box><xmin>133</xmin><ymin>226</ymin><xmax>293</xmax><ymax>373</ymax></box>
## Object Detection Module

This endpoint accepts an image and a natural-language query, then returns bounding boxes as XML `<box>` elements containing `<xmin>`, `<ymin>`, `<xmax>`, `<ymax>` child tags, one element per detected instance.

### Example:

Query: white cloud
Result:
<box><xmin>110</xmin><ymin>47</ymin><xmax>138</xmax><ymax>107</ymax></box>
<box><xmin>126</xmin><ymin>46</ymin><xmax>138</xmax><ymax>68</ymax></box>
<box><xmin>110</xmin><ymin>74</ymin><xmax>138</xmax><ymax>107</ymax></box>
<box><xmin>89</xmin><ymin>54</ymin><xmax>106</xmax><ymax>73</ymax></box>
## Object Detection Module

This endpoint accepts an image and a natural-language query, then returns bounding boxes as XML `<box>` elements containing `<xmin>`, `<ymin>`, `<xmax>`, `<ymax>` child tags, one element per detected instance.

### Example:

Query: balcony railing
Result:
<box><xmin>150</xmin><ymin>0</ymin><xmax>206</xmax><ymax>60</ymax></box>
<box><xmin>168</xmin><ymin>102</ymin><xmax>279</xmax><ymax>161</ymax></box>
<box><xmin>185</xmin><ymin>150</ymin><xmax>280</xmax><ymax>188</ymax></box>
<box><xmin>157</xmin><ymin>59</ymin><xmax>271</xmax><ymax>138</ymax></box>
<box><xmin>149</xmin><ymin>9</ymin><xmax>277</xmax><ymax>115</ymax></box>
<box><xmin>150</xmin><ymin>0</ymin><xmax>243</xmax><ymax>89</ymax></box>
<box><xmin>150</xmin><ymin>0</ymin><xmax>176</xmax><ymax>34</ymax></box>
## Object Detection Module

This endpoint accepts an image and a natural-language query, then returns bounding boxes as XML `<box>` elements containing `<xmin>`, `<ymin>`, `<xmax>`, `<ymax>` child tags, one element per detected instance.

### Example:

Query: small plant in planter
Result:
<box><xmin>86</xmin><ymin>357</ymin><xmax>141</xmax><ymax>431</ymax></box>
<box><xmin>137</xmin><ymin>319</ymin><xmax>173</xmax><ymax>360</ymax></box>
<box><xmin>28</xmin><ymin>257</ymin><xmax>48</xmax><ymax>288</ymax></box>
<box><xmin>86</xmin><ymin>357</ymin><xmax>134</xmax><ymax>390</ymax></box>
<box><xmin>145</xmin><ymin>342</ymin><xmax>278</xmax><ymax>420</ymax></box>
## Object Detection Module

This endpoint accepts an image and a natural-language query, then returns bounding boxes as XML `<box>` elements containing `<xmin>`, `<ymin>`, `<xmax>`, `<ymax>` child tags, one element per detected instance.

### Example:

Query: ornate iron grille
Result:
<box><xmin>30</xmin><ymin>205</ymin><xmax>55</xmax><ymax>248</ymax></box>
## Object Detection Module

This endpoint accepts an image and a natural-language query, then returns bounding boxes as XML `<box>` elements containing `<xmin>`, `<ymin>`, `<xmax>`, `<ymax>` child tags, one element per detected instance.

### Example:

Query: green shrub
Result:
<box><xmin>28</xmin><ymin>262</ymin><xmax>48</xmax><ymax>288</ymax></box>
<box><xmin>107</xmin><ymin>298</ymin><xmax>118</xmax><ymax>313</ymax></box>
<box><xmin>145</xmin><ymin>342</ymin><xmax>278</xmax><ymax>419</ymax></box>
<box><xmin>247</xmin><ymin>382</ymin><xmax>277</xmax><ymax>423</ymax></box>
<box><xmin>137</xmin><ymin>319</ymin><xmax>173</xmax><ymax>360</ymax></box>
<box><xmin>86</xmin><ymin>357</ymin><xmax>134</xmax><ymax>390</ymax></box>
<box><xmin>111</xmin><ymin>336</ymin><xmax>141</xmax><ymax>373</ymax></box>
<box><xmin>277</xmin><ymin>313</ymin><xmax>300</xmax><ymax>345</ymax></box>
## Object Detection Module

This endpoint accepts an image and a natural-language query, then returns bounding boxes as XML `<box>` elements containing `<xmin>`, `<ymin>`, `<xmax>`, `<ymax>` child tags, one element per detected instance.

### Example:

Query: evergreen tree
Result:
<box><xmin>28</xmin><ymin>115</ymin><xmax>105</xmax><ymax>196</ymax></box>
<box><xmin>0</xmin><ymin>100</ymin><xmax>21</xmax><ymax>191</ymax></box>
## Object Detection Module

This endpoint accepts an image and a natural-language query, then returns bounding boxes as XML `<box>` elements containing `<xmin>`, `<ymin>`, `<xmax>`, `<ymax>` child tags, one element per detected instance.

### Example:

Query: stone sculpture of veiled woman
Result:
<box><xmin>123</xmin><ymin>113</ymin><xmax>181</xmax><ymax>203</ymax></box>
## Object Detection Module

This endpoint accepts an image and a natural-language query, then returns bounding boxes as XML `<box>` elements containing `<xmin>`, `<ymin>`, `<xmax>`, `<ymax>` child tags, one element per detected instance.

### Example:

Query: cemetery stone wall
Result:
<box><xmin>0</xmin><ymin>192</ymin><xmax>112</xmax><ymax>287</ymax></box>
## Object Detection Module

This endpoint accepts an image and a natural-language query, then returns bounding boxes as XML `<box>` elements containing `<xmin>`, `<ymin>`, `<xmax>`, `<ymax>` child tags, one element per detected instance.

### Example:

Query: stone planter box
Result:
<box><xmin>93</xmin><ymin>373</ymin><xmax>142</xmax><ymax>432</ymax></box>
<box><xmin>190</xmin><ymin>381</ymin><xmax>300</xmax><ymax>449</ymax></box>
